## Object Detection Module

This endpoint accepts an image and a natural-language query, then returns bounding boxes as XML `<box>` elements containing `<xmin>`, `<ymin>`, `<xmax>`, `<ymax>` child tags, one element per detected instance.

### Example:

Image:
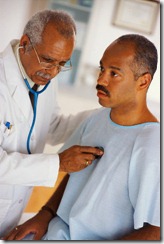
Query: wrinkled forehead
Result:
<box><xmin>33</xmin><ymin>23</ymin><xmax>75</xmax><ymax>62</ymax></box>
<box><xmin>42</xmin><ymin>22</ymin><xmax>76</xmax><ymax>43</ymax></box>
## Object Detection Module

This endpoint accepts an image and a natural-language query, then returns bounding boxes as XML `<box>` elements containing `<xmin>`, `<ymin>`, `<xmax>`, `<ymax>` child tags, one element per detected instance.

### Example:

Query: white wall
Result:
<box><xmin>0</xmin><ymin>0</ymin><xmax>30</xmax><ymax>50</ymax></box>
<box><xmin>0</xmin><ymin>0</ymin><xmax>48</xmax><ymax>51</ymax></box>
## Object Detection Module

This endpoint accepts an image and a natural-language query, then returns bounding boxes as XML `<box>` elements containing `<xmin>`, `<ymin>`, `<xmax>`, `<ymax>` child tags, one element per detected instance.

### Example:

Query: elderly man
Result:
<box><xmin>0</xmin><ymin>10</ymin><xmax>103</xmax><ymax>237</ymax></box>
<box><xmin>4</xmin><ymin>34</ymin><xmax>160</xmax><ymax>241</ymax></box>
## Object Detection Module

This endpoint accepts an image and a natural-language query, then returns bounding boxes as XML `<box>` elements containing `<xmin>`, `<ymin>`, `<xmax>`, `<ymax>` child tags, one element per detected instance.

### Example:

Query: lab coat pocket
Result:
<box><xmin>0</xmin><ymin>122</ymin><xmax>15</xmax><ymax>140</ymax></box>
<box><xmin>0</xmin><ymin>123</ymin><xmax>16</xmax><ymax>151</ymax></box>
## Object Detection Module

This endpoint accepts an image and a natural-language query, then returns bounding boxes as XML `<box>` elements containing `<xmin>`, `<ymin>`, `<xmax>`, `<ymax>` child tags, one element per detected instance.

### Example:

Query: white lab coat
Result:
<box><xmin>0</xmin><ymin>40</ymin><xmax>93</xmax><ymax>237</ymax></box>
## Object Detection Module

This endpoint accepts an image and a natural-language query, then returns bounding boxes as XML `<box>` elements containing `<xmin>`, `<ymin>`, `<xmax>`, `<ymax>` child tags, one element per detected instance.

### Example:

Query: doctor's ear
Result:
<box><xmin>20</xmin><ymin>35</ymin><xmax>30</xmax><ymax>52</ymax></box>
<box><xmin>19</xmin><ymin>43</ymin><xmax>26</xmax><ymax>49</ymax></box>
<box><xmin>23</xmin><ymin>42</ymin><xmax>27</xmax><ymax>50</ymax></box>
<box><xmin>137</xmin><ymin>73</ymin><xmax>152</xmax><ymax>91</ymax></box>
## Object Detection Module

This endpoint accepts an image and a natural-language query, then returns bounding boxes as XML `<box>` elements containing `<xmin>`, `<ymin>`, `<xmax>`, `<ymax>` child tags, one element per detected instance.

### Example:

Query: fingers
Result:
<box><xmin>3</xmin><ymin>226</ymin><xmax>34</xmax><ymax>241</ymax></box>
<box><xmin>71</xmin><ymin>145</ymin><xmax>104</xmax><ymax>161</ymax></box>
<box><xmin>67</xmin><ymin>145</ymin><xmax>104</xmax><ymax>159</ymax></box>
<box><xmin>3</xmin><ymin>226</ymin><xmax>21</xmax><ymax>240</ymax></box>
<box><xmin>78</xmin><ymin>145</ymin><xmax>104</xmax><ymax>157</ymax></box>
<box><xmin>59</xmin><ymin>145</ymin><xmax>104</xmax><ymax>173</ymax></box>
<box><xmin>84</xmin><ymin>160</ymin><xmax>91</xmax><ymax>167</ymax></box>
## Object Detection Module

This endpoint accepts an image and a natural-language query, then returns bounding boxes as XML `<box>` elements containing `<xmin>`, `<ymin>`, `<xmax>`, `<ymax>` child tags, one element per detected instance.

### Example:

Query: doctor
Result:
<box><xmin>0</xmin><ymin>9</ymin><xmax>103</xmax><ymax>237</ymax></box>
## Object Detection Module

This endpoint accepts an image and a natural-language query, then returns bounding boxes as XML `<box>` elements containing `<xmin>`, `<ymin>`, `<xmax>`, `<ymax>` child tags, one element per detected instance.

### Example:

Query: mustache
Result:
<box><xmin>36</xmin><ymin>71</ymin><xmax>51</xmax><ymax>80</ymax></box>
<box><xmin>96</xmin><ymin>84</ymin><xmax>110</xmax><ymax>96</ymax></box>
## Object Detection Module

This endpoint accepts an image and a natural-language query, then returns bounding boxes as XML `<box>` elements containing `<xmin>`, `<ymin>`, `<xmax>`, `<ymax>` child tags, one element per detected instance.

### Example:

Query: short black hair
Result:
<box><xmin>116</xmin><ymin>34</ymin><xmax>158</xmax><ymax>80</ymax></box>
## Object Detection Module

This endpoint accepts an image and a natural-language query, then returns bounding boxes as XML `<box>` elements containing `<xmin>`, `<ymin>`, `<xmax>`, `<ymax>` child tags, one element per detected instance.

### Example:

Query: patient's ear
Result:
<box><xmin>137</xmin><ymin>73</ymin><xmax>152</xmax><ymax>91</ymax></box>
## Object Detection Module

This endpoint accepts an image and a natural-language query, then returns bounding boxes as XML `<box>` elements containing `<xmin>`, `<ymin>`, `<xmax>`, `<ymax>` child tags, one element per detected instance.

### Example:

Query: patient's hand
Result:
<box><xmin>3</xmin><ymin>210</ymin><xmax>52</xmax><ymax>240</ymax></box>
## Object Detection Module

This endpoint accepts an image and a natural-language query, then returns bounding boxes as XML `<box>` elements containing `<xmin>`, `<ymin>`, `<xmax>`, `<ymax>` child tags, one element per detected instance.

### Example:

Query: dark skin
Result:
<box><xmin>19</xmin><ymin>24</ymin><xmax>75</xmax><ymax>86</ymax></box>
<box><xmin>120</xmin><ymin>224</ymin><xmax>160</xmax><ymax>240</ymax></box>
<box><xmin>97</xmin><ymin>41</ymin><xmax>158</xmax><ymax>125</ymax></box>
<box><xmin>18</xmin><ymin>23</ymin><xmax>103</xmax><ymax>173</ymax></box>
<box><xmin>4</xmin><ymin>40</ymin><xmax>159</xmax><ymax>241</ymax></box>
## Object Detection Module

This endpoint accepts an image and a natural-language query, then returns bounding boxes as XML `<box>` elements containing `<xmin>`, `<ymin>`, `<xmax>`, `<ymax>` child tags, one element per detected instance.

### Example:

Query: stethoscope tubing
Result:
<box><xmin>24</xmin><ymin>78</ymin><xmax>50</xmax><ymax>154</ymax></box>
<box><xmin>17</xmin><ymin>45</ymin><xmax>51</xmax><ymax>154</ymax></box>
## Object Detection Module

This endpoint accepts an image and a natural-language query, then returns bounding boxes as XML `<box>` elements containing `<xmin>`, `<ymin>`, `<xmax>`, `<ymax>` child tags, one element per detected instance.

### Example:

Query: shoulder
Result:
<box><xmin>131</xmin><ymin>123</ymin><xmax>160</xmax><ymax>168</ymax></box>
<box><xmin>86</xmin><ymin>107</ymin><xmax>110</xmax><ymax>121</ymax></box>
<box><xmin>137</xmin><ymin>123</ymin><xmax>160</xmax><ymax>144</ymax></box>
<box><xmin>132</xmin><ymin>123</ymin><xmax>160</xmax><ymax>154</ymax></box>
<box><xmin>78</xmin><ymin>107</ymin><xmax>109</xmax><ymax>129</ymax></box>
<box><xmin>71</xmin><ymin>107</ymin><xmax>108</xmax><ymax>134</ymax></box>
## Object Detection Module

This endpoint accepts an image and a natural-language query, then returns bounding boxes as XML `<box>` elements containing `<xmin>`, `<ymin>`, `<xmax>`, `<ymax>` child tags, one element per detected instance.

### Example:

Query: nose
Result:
<box><xmin>97</xmin><ymin>72</ymin><xmax>109</xmax><ymax>87</ymax></box>
<box><xmin>45</xmin><ymin>66</ymin><xmax>60</xmax><ymax>78</ymax></box>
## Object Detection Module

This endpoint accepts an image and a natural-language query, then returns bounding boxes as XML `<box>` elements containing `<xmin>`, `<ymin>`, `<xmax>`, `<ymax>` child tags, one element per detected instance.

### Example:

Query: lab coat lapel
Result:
<box><xmin>12</xmin><ymin>86</ymin><xmax>32</xmax><ymax>120</ymax></box>
<box><xmin>3</xmin><ymin>40</ymin><xmax>32</xmax><ymax>120</ymax></box>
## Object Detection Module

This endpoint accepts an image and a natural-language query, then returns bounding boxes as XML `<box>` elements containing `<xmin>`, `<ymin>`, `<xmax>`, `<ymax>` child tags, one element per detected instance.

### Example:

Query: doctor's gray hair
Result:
<box><xmin>23</xmin><ymin>9</ymin><xmax>76</xmax><ymax>45</ymax></box>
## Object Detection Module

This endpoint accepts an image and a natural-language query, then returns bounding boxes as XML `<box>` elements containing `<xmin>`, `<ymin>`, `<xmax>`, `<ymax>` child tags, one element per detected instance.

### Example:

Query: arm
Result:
<box><xmin>128</xmin><ymin>126</ymin><xmax>160</xmax><ymax>237</ymax></box>
<box><xmin>3</xmin><ymin>174</ymin><xmax>70</xmax><ymax>240</ymax></box>
<box><xmin>47</xmin><ymin>108</ymin><xmax>98</xmax><ymax>146</ymax></box>
<box><xmin>0</xmin><ymin>105</ymin><xmax>102</xmax><ymax>185</ymax></box>
<box><xmin>120</xmin><ymin>224</ymin><xmax>160</xmax><ymax>240</ymax></box>
<box><xmin>46</xmin><ymin>77</ymin><xmax>99</xmax><ymax>146</ymax></box>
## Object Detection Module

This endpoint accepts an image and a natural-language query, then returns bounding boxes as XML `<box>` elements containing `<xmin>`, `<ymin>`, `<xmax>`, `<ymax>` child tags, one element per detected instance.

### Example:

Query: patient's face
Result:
<box><xmin>96</xmin><ymin>41</ymin><xmax>138</xmax><ymax>110</ymax></box>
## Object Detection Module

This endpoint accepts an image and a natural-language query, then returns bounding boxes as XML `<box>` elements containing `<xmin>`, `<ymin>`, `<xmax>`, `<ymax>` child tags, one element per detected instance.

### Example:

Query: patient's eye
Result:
<box><xmin>110</xmin><ymin>71</ymin><xmax>118</xmax><ymax>77</ymax></box>
<box><xmin>99</xmin><ymin>65</ymin><xmax>104</xmax><ymax>72</ymax></box>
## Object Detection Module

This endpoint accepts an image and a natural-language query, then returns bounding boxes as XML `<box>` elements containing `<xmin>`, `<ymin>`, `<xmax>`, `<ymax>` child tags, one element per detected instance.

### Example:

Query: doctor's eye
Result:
<box><xmin>59</xmin><ymin>61</ymin><xmax>66</xmax><ymax>67</ymax></box>
<box><xmin>41</xmin><ymin>57</ymin><xmax>54</xmax><ymax>63</ymax></box>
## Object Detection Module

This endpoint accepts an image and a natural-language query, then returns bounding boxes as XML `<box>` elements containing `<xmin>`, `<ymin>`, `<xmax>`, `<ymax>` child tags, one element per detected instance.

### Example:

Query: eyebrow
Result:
<box><xmin>110</xmin><ymin>66</ymin><xmax>123</xmax><ymax>73</ymax></box>
<box><xmin>41</xmin><ymin>54</ymin><xmax>69</xmax><ymax>63</ymax></box>
<box><xmin>100</xmin><ymin>61</ymin><xmax>124</xmax><ymax>74</ymax></box>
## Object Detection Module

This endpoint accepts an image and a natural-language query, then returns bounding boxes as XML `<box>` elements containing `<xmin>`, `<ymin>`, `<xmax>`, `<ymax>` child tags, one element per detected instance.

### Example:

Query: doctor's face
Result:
<box><xmin>19</xmin><ymin>23</ymin><xmax>75</xmax><ymax>86</ymax></box>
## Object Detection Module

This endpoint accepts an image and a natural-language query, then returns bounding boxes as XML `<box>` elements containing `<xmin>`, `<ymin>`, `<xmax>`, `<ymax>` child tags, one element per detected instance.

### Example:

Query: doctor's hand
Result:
<box><xmin>59</xmin><ymin>145</ymin><xmax>104</xmax><ymax>173</ymax></box>
<box><xmin>3</xmin><ymin>210</ymin><xmax>52</xmax><ymax>241</ymax></box>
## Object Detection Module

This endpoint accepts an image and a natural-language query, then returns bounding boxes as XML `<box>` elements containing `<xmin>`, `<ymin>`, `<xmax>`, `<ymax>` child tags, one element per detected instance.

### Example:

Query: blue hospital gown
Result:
<box><xmin>44</xmin><ymin>108</ymin><xmax>160</xmax><ymax>240</ymax></box>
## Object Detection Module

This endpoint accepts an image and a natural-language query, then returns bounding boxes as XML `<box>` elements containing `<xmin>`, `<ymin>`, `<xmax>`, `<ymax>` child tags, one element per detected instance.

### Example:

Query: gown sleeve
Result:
<box><xmin>128</xmin><ymin>124</ymin><xmax>160</xmax><ymax>229</ymax></box>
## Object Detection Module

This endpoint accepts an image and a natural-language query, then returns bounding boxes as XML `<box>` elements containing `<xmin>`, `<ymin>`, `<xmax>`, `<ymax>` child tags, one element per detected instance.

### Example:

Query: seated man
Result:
<box><xmin>4</xmin><ymin>34</ymin><xmax>160</xmax><ymax>241</ymax></box>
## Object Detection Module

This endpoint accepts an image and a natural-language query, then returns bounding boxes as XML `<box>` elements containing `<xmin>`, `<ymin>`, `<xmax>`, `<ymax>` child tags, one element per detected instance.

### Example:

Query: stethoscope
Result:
<box><xmin>17</xmin><ymin>46</ymin><xmax>50</xmax><ymax>154</ymax></box>
<box><xmin>24</xmin><ymin>78</ymin><xmax>50</xmax><ymax>154</ymax></box>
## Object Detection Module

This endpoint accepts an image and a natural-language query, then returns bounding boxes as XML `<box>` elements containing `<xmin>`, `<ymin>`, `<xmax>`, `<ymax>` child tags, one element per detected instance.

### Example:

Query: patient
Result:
<box><xmin>4</xmin><ymin>34</ymin><xmax>160</xmax><ymax>240</ymax></box>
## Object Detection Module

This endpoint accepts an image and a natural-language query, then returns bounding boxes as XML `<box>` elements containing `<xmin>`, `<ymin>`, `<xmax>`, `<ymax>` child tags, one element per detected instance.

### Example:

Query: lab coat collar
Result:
<box><xmin>2</xmin><ymin>40</ymin><xmax>32</xmax><ymax>119</ymax></box>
